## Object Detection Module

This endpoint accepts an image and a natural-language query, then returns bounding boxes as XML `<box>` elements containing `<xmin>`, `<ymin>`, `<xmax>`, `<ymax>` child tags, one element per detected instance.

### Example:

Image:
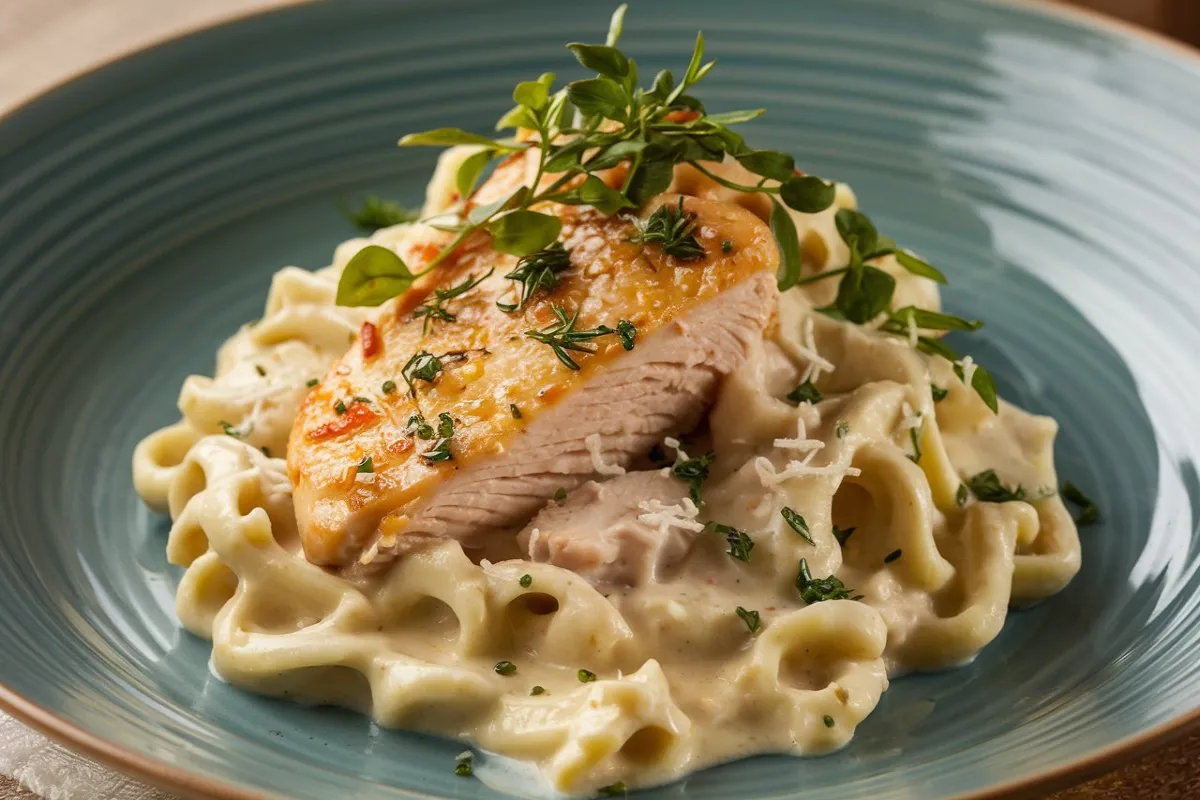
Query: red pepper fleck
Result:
<box><xmin>360</xmin><ymin>321</ymin><xmax>381</xmax><ymax>359</ymax></box>
<box><xmin>306</xmin><ymin>402</ymin><xmax>378</xmax><ymax>441</ymax></box>
<box><xmin>664</xmin><ymin>109</ymin><xmax>701</xmax><ymax>124</ymax></box>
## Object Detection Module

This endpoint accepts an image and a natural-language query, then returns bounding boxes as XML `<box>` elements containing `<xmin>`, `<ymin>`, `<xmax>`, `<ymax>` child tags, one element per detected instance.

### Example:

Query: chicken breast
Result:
<box><xmin>288</xmin><ymin>157</ymin><xmax>779</xmax><ymax>568</ymax></box>
<box><xmin>518</xmin><ymin>471</ymin><xmax>699</xmax><ymax>588</ymax></box>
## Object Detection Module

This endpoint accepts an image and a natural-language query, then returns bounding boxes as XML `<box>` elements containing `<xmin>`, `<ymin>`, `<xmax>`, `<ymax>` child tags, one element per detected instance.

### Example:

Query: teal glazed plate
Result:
<box><xmin>3</xmin><ymin>1</ymin><xmax>1200</xmax><ymax>798</ymax></box>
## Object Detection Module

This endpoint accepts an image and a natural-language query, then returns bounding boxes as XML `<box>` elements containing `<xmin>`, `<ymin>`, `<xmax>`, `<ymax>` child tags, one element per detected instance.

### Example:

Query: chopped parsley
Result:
<box><xmin>510</xmin><ymin>403</ymin><xmax>522</xmax><ymax>419</ymax></box>
<box><xmin>908</xmin><ymin>423</ymin><xmax>923</xmax><ymax>463</ymax></box>
<box><xmin>577</xmin><ymin>668</ymin><xmax>597</xmax><ymax>683</ymax></box>
<box><xmin>554</xmin><ymin>487</ymin><xmax>568</xmax><ymax>502</ymax></box>
<box><xmin>823</xmin><ymin>715</ymin><xmax>835</xmax><ymax>728</ymax></box>
<box><xmin>967</xmin><ymin>469</ymin><xmax>1026</xmax><ymax>502</ymax></box>
<box><xmin>956</xmin><ymin>483</ymin><xmax>968</xmax><ymax>507</ymax></box>
<box><xmin>736</xmin><ymin>606</ymin><xmax>760</xmax><ymax>633</ymax></box>
<box><xmin>334</xmin><ymin>400</ymin><xmax>347</xmax><ymax>415</ymax></box>
<box><xmin>1062</xmin><ymin>481</ymin><xmax>1099</xmax><ymax>526</ymax></box>
<box><xmin>530</xmin><ymin>685</ymin><xmax>545</xmax><ymax>696</ymax></box>
<box><xmin>721</xmin><ymin>239</ymin><xmax>733</xmax><ymax>253</ymax></box>
<box><xmin>616</xmin><ymin>319</ymin><xmax>637</xmax><ymax>350</ymax></box>
<box><xmin>219</xmin><ymin>420</ymin><xmax>242</xmax><ymax>438</ymax></box>
<box><xmin>421</xmin><ymin>413</ymin><xmax>455</xmax><ymax>463</ymax></box>
<box><xmin>401</xmin><ymin>351</ymin><xmax>444</xmax><ymax>396</ymax></box>
<box><xmin>630</xmin><ymin>197</ymin><xmax>705</xmax><ymax>260</ymax></box>
<box><xmin>796</xmin><ymin>558</ymin><xmax>854</xmax><ymax>603</ymax></box>
<box><xmin>381</xmin><ymin>379</ymin><xmax>397</xmax><ymax>394</ymax></box>
<box><xmin>406</xmin><ymin>414</ymin><xmax>435</xmax><ymax>440</ymax></box>
<box><xmin>835</xmin><ymin>421</ymin><xmax>849</xmax><ymax>438</ymax></box>
<box><xmin>781</xmin><ymin>507</ymin><xmax>814</xmax><ymax>545</ymax></box>
<box><xmin>306</xmin><ymin>378</ymin><xmax>319</xmax><ymax>387</ymax></box>
<box><xmin>672</xmin><ymin>451</ymin><xmax>716</xmax><ymax>503</ymax></box>
<box><xmin>254</xmin><ymin>364</ymin><xmax>266</xmax><ymax>377</ymax></box>
<box><xmin>833</xmin><ymin>525</ymin><xmax>855</xmax><ymax>546</ymax></box>
<box><xmin>494</xmin><ymin>660</ymin><xmax>517</xmax><ymax>675</ymax></box>
<box><xmin>454</xmin><ymin>753</ymin><xmax>473</xmax><ymax>777</ymax></box>
<box><xmin>598</xmin><ymin>781</ymin><xmax>628</xmax><ymax>796</ymax></box>
<box><xmin>497</xmin><ymin>243</ymin><xmax>572</xmax><ymax>312</ymax></box>
<box><xmin>884</xmin><ymin>548</ymin><xmax>902</xmax><ymax>564</ymax></box>
<box><xmin>786</xmin><ymin>379</ymin><xmax>823</xmax><ymax>405</ymax></box>
<box><xmin>519</xmin><ymin>574</ymin><xmax>533</xmax><ymax>588</ymax></box>
<box><xmin>356</xmin><ymin>456</ymin><xmax>374</xmax><ymax>474</ymax></box>
<box><xmin>931</xmin><ymin>384</ymin><xmax>948</xmax><ymax>402</ymax></box>
<box><xmin>708</xmin><ymin>522</ymin><xmax>754</xmax><ymax>562</ymax></box>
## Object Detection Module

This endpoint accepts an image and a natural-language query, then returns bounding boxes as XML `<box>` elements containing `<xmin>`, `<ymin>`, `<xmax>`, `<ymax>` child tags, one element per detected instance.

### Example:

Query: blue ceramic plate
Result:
<box><xmin>2</xmin><ymin>1</ymin><xmax>1200</xmax><ymax>798</ymax></box>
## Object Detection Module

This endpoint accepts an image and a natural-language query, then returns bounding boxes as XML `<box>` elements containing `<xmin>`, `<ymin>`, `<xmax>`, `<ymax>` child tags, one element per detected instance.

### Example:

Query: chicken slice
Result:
<box><xmin>517</xmin><ymin>471</ymin><xmax>699</xmax><ymax>588</ymax></box>
<box><xmin>288</xmin><ymin>159</ymin><xmax>779</xmax><ymax>569</ymax></box>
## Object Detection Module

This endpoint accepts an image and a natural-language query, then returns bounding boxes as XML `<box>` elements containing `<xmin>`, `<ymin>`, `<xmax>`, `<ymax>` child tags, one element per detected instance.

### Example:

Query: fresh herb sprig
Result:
<box><xmin>335</xmin><ymin>5</ymin><xmax>838</xmax><ymax>308</ymax></box>
<box><xmin>343</xmin><ymin>196</ymin><xmax>419</xmax><ymax>232</ymax></box>
<box><xmin>525</xmin><ymin>305</ymin><xmax>619</xmax><ymax>370</ymax></box>
<box><xmin>413</xmin><ymin>269</ymin><xmax>493</xmax><ymax>332</ymax></box>
<box><xmin>630</xmin><ymin>197</ymin><xmax>705</xmax><ymax>260</ymax></box>
<box><xmin>498</xmin><ymin>242</ymin><xmax>572</xmax><ymax>312</ymax></box>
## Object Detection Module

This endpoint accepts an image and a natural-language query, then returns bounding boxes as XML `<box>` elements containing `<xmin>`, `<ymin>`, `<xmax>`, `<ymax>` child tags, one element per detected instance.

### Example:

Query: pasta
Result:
<box><xmin>132</xmin><ymin>153</ymin><xmax>1080</xmax><ymax>796</ymax></box>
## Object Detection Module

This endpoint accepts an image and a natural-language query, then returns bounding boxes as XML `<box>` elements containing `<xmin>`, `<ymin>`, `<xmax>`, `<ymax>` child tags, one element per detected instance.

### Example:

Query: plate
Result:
<box><xmin>2</xmin><ymin>1</ymin><xmax>1200</xmax><ymax>798</ymax></box>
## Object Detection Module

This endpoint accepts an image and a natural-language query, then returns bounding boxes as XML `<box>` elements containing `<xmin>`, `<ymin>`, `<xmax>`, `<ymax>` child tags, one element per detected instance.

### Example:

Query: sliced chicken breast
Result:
<box><xmin>288</xmin><ymin>159</ymin><xmax>779</xmax><ymax>568</ymax></box>
<box><xmin>518</xmin><ymin>471</ymin><xmax>699</xmax><ymax>588</ymax></box>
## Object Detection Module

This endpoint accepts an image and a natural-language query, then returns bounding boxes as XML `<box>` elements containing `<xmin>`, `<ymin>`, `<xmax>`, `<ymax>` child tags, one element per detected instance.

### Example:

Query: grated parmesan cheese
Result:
<box><xmin>354</xmin><ymin>471</ymin><xmax>376</xmax><ymax>484</ymax></box>
<box><xmin>899</xmin><ymin>401</ymin><xmax>923</xmax><ymax>431</ymax></box>
<box><xmin>754</xmin><ymin>455</ymin><xmax>861</xmax><ymax>487</ymax></box>
<box><xmin>797</xmin><ymin>316</ymin><xmax>836</xmax><ymax>383</ymax></box>
<box><xmin>584</xmin><ymin>433</ymin><xmax>626</xmax><ymax>476</ymax></box>
<box><xmin>957</xmin><ymin>355</ymin><xmax>977</xmax><ymax>388</ymax></box>
<box><xmin>774</xmin><ymin>414</ymin><xmax>826</xmax><ymax>453</ymax></box>
<box><xmin>637</xmin><ymin>498</ymin><xmax>705</xmax><ymax>534</ymax></box>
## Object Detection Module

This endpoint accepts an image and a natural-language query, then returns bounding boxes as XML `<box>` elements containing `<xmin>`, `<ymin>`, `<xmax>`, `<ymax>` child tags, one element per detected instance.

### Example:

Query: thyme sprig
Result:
<box><xmin>412</xmin><ymin>269</ymin><xmax>493</xmax><ymax>332</ymax></box>
<box><xmin>629</xmin><ymin>198</ymin><xmax>705</xmax><ymax>260</ymax></box>
<box><xmin>525</xmin><ymin>305</ymin><xmax>619</xmax><ymax>370</ymax></box>
<box><xmin>497</xmin><ymin>242</ymin><xmax>572</xmax><ymax>313</ymax></box>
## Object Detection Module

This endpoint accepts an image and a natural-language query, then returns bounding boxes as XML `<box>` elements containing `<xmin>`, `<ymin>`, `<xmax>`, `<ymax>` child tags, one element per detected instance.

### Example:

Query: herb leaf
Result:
<box><xmin>708</xmin><ymin>522</ymin><xmax>754</xmax><ymax>562</ymax></box>
<box><xmin>672</xmin><ymin>451</ymin><xmax>715</xmax><ymax>503</ymax></box>
<box><xmin>488</xmin><ymin>210</ymin><xmax>563</xmax><ymax>256</ymax></box>
<box><xmin>401</xmin><ymin>351</ymin><xmax>443</xmax><ymax>396</ymax></box>
<box><xmin>736</xmin><ymin>606</ymin><xmax>761</xmax><ymax>633</ymax></box>
<box><xmin>413</xmin><ymin>269</ymin><xmax>493</xmax><ymax>332</ymax></box>
<box><xmin>1062</xmin><ymin>481</ymin><xmax>1099</xmax><ymax>525</ymax></box>
<box><xmin>525</xmin><ymin>305</ymin><xmax>617</xmax><ymax>370</ymax></box>
<box><xmin>967</xmin><ymin>469</ymin><xmax>1025</xmax><ymax>502</ymax></box>
<box><xmin>781</xmin><ymin>507</ymin><xmax>814</xmax><ymax>545</ymax></box>
<box><xmin>343</xmin><ymin>196</ymin><xmax>418</xmax><ymax>232</ymax></box>
<box><xmin>771</xmin><ymin>199</ymin><xmax>804</xmax><ymax>291</ymax></box>
<box><xmin>786</xmin><ymin>379</ymin><xmax>823</xmax><ymax>406</ymax></box>
<box><xmin>498</xmin><ymin>242</ymin><xmax>572</xmax><ymax>312</ymax></box>
<box><xmin>336</xmin><ymin>245</ymin><xmax>416</xmax><ymax>307</ymax></box>
<box><xmin>422</xmin><ymin>413</ymin><xmax>455</xmax><ymax>463</ymax></box>
<box><xmin>616</xmin><ymin>319</ymin><xmax>637</xmax><ymax>350</ymax></box>
<box><xmin>796</xmin><ymin>558</ymin><xmax>853</xmax><ymax>603</ymax></box>
<box><xmin>833</xmin><ymin>525</ymin><xmax>855</xmax><ymax>546</ymax></box>
<box><xmin>630</xmin><ymin>198</ymin><xmax>706</xmax><ymax>260</ymax></box>
<box><xmin>780</xmin><ymin>176</ymin><xmax>836</xmax><ymax>214</ymax></box>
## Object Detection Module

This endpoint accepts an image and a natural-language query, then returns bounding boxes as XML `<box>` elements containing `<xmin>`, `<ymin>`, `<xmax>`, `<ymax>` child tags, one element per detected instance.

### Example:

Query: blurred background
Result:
<box><xmin>1</xmin><ymin>0</ymin><xmax>1198</xmax><ymax>112</ymax></box>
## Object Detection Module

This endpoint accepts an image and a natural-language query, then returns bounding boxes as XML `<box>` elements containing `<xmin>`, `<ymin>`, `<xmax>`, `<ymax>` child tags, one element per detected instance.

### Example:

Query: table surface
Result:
<box><xmin>1</xmin><ymin>1</ymin><xmax>1199</xmax><ymax>798</ymax></box>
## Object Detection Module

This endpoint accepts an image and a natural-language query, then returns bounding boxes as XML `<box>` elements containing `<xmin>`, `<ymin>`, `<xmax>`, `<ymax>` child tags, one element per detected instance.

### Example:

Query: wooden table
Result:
<box><xmin>0</xmin><ymin>1</ymin><xmax>1197</xmax><ymax>798</ymax></box>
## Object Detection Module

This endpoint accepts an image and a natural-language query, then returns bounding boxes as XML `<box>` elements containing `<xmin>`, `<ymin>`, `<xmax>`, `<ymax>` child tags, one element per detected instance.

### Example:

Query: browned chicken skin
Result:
<box><xmin>288</xmin><ymin>155</ymin><xmax>780</xmax><ymax>568</ymax></box>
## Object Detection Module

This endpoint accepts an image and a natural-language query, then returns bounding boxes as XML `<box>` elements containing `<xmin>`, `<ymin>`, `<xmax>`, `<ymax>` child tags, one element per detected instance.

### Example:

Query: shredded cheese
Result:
<box><xmin>637</xmin><ymin>498</ymin><xmax>705</xmax><ymax>534</ymax></box>
<box><xmin>774</xmin><ymin>414</ymin><xmax>826</xmax><ymax>453</ymax></box>
<box><xmin>957</xmin><ymin>355</ymin><xmax>977</xmax><ymax>388</ymax></box>
<box><xmin>797</xmin><ymin>316</ymin><xmax>836</xmax><ymax>383</ymax></box>
<box><xmin>755</xmin><ymin>455</ymin><xmax>861</xmax><ymax>487</ymax></box>
<box><xmin>585</xmin><ymin>433</ymin><xmax>626</xmax><ymax>476</ymax></box>
<box><xmin>354</xmin><ymin>471</ymin><xmax>376</xmax><ymax>484</ymax></box>
<box><xmin>899</xmin><ymin>401</ymin><xmax>923</xmax><ymax>431</ymax></box>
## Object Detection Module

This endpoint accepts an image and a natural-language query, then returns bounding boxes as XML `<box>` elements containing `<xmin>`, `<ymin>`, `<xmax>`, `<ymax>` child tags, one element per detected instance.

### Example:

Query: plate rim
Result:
<box><xmin>1</xmin><ymin>0</ymin><xmax>1198</xmax><ymax>797</ymax></box>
